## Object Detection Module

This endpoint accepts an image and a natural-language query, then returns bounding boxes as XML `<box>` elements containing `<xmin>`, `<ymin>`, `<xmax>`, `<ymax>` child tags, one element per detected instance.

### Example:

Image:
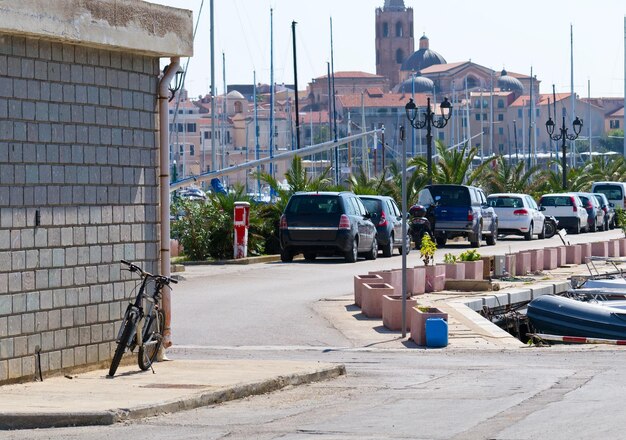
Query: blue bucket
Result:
<box><xmin>425</xmin><ymin>317</ymin><xmax>448</xmax><ymax>348</ymax></box>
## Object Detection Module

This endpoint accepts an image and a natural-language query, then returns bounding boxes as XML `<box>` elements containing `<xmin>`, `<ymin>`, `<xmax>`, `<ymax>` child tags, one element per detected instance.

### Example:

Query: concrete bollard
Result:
<box><xmin>565</xmin><ymin>244</ymin><xmax>582</xmax><ymax>265</ymax></box>
<box><xmin>444</xmin><ymin>263</ymin><xmax>465</xmax><ymax>281</ymax></box>
<box><xmin>555</xmin><ymin>246</ymin><xmax>567</xmax><ymax>267</ymax></box>
<box><xmin>505</xmin><ymin>254</ymin><xmax>517</xmax><ymax>277</ymax></box>
<box><xmin>412</xmin><ymin>266</ymin><xmax>426</xmax><ymax>295</ymax></box>
<box><xmin>543</xmin><ymin>248</ymin><xmax>558</xmax><ymax>270</ymax></box>
<box><xmin>516</xmin><ymin>252</ymin><xmax>531</xmax><ymax>275</ymax></box>
<box><xmin>354</xmin><ymin>274</ymin><xmax>383</xmax><ymax>307</ymax></box>
<box><xmin>529</xmin><ymin>249</ymin><xmax>544</xmax><ymax>272</ymax></box>
<box><xmin>619</xmin><ymin>238</ymin><xmax>626</xmax><ymax>257</ymax></box>
<box><xmin>361</xmin><ymin>283</ymin><xmax>395</xmax><ymax>318</ymax></box>
<box><xmin>369</xmin><ymin>269</ymin><xmax>402</xmax><ymax>295</ymax></box>
<box><xmin>591</xmin><ymin>241</ymin><xmax>608</xmax><ymax>257</ymax></box>
<box><xmin>463</xmin><ymin>260</ymin><xmax>484</xmax><ymax>280</ymax></box>
<box><xmin>608</xmin><ymin>240</ymin><xmax>620</xmax><ymax>257</ymax></box>
<box><xmin>579</xmin><ymin>242</ymin><xmax>592</xmax><ymax>264</ymax></box>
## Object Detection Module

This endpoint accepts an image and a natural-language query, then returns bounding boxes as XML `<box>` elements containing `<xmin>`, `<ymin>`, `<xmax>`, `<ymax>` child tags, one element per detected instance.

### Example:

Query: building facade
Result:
<box><xmin>0</xmin><ymin>1</ymin><xmax>192</xmax><ymax>383</ymax></box>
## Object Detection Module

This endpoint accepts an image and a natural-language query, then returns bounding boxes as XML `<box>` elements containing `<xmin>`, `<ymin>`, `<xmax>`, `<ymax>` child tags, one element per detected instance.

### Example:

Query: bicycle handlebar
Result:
<box><xmin>120</xmin><ymin>260</ymin><xmax>178</xmax><ymax>285</ymax></box>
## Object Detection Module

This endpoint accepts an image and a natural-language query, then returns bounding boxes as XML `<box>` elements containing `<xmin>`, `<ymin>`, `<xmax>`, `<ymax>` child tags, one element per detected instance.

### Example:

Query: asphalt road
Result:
<box><xmin>2</xmin><ymin>228</ymin><xmax>624</xmax><ymax>439</ymax></box>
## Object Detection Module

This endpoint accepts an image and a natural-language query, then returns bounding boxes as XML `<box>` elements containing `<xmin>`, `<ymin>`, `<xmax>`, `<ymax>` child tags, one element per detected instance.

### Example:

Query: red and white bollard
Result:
<box><xmin>233</xmin><ymin>202</ymin><xmax>250</xmax><ymax>259</ymax></box>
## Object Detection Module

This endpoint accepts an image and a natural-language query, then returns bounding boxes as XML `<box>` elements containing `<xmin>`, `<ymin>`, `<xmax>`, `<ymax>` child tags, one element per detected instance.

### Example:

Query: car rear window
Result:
<box><xmin>425</xmin><ymin>186</ymin><xmax>470</xmax><ymax>207</ymax></box>
<box><xmin>360</xmin><ymin>198</ymin><xmax>383</xmax><ymax>215</ymax></box>
<box><xmin>594</xmin><ymin>185</ymin><xmax>623</xmax><ymax>200</ymax></box>
<box><xmin>540</xmin><ymin>196</ymin><xmax>573</xmax><ymax>207</ymax></box>
<box><xmin>487</xmin><ymin>196</ymin><xmax>523</xmax><ymax>208</ymax></box>
<box><xmin>286</xmin><ymin>195</ymin><xmax>340</xmax><ymax>215</ymax></box>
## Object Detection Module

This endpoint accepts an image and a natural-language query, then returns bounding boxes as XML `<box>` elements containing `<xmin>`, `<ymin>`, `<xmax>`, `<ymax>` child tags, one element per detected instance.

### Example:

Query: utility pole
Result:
<box><xmin>291</xmin><ymin>21</ymin><xmax>301</xmax><ymax>150</ymax></box>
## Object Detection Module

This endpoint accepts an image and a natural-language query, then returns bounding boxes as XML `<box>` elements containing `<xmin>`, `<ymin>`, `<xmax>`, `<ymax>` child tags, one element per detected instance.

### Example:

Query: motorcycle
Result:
<box><xmin>409</xmin><ymin>204</ymin><xmax>434</xmax><ymax>249</ymax></box>
<box><xmin>543</xmin><ymin>216</ymin><xmax>559</xmax><ymax>239</ymax></box>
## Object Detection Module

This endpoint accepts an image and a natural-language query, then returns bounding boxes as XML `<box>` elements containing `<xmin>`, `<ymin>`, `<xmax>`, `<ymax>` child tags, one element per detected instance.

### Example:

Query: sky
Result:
<box><xmin>148</xmin><ymin>0</ymin><xmax>625</xmax><ymax>100</ymax></box>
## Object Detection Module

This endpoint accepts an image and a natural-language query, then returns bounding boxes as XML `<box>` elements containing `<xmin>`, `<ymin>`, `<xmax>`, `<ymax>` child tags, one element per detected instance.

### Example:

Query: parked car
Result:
<box><xmin>358</xmin><ymin>195</ymin><xmax>409</xmax><ymax>257</ymax></box>
<box><xmin>486</xmin><ymin>193</ymin><xmax>545</xmax><ymax>240</ymax></box>
<box><xmin>417</xmin><ymin>184</ymin><xmax>498</xmax><ymax>248</ymax></box>
<box><xmin>591</xmin><ymin>181</ymin><xmax>626</xmax><ymax>210</ymax></box>
<box><xmin>538</xmin><ymin>193</ymin><xmax>588</xmax><ymax>234</ymax></box>
<box><xmin>593</xmin><ymin>192</ymin><xmax>616</xmax><ymax>230</ymax></box>
<box><xmin>574</xmin><ymin>192</ymin><xmax>605</xmax><ymax>232</ymax></box>
<box><xmin>279</xmin><ymin>191</ymin><xmax>377</xmax><ymax>263</ymax></box>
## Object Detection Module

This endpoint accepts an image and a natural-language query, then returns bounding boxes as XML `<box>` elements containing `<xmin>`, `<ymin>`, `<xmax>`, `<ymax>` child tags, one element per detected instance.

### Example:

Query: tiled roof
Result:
<box><xmin>315</xmin><ymin>71</ymin><xmax>384</xmax><ymax>80</ymax></box>
<box><xmin>299</xmin><ymin>111</ymin><xmax>330</xmax><ymax>124</ymax></box>
<box><xmin>420</xmin><ymin>62</ymin><xmax>467</xmax><ymax>74</ymax></box>
<box><xmin>339</xmin><ymin>92</ymin><xmax>429</xmax><ymax>108</ymax></box>
<box><xmin>608</xmin><ymin>106</ymin><xmax>624</xmax><ymax>117</ymax></box>
<box><xmin>510</xmin><ymin>92</ymin><xmax>572</xmax><ymax>107</ymax></box>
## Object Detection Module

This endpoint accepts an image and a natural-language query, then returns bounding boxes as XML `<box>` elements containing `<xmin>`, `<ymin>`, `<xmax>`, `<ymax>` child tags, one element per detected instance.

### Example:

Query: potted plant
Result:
<box><xmin>443</xmin><ymin>253</ymin><xmax>464</xmax><ymax>280</ymax></box>
<box><xmin>410</xmin><ymin>305</ymin><xmax>448</xmax><ymax>346</ymax></box>
<box><xmin>459</xmin><ymin>249</ymin><xmax>483</xmax><ymax>280</ymax></box>
<box><xmin>421</xmin><ymin>235</ymin><xmax>444</xmax><ymax>291</ymax></box>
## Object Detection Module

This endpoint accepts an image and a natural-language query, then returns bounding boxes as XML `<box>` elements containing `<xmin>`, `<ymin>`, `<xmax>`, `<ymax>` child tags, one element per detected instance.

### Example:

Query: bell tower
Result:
<box><xmin>375</xmin><ymin>0</ymin><xmax>414</xmax><ymax>88</ymax></box>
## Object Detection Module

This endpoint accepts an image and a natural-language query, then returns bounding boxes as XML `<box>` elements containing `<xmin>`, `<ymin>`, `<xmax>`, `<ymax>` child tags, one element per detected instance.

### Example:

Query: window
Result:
<box><xmin>498</xmin><ymin>127</ymin><xmax>504</xmax><ymax>135</ymax></box>
<box><xmin>179</xmin><ymin>145</ymin><xmax>184</xmax><ymax>156</ymax></box>
<box><xmin>169</xmin><ymin>145</ymin><xmax>173</xmax><ymax>160</ymax></box>
<box><xmin>475</xmin><ymin>114</ymin><xmax>481</xmax><ymax>121</ymax></box>
<box><xmin>610</xmin><ymin>120</ymin><xmax>621</xmax><ymax>129</ymax></box>
<box><xmin>187</xmin><ymin>123</ymin><xmax>197</xmax><ymax>132</ymax></box>
<box><xmin>518</xmin><ymin>109</ymin><xmax>522</xmax><ymax>118</ymax></box>
<box><xmin>395</xmin><ymin>49</ymin><xmax>404</xmax><ymax>64</ymax></box>
<box><xmin>382</xmin><ymin>22</ymin><xmax>389</xmax><ymax>37</ymax></box>
<box><xmin>177</xmin><ymin>123</ymin><xmax>183</xmax><ymax>132</ymax></box>
<box><xmin>189</xmin><ymin>145</ymin><xmax>195</xmax><ymax>156</ymax></box>
<box><xmin>483</xmin><ymin>113</ymin><xmax>487</xmax><ymax>121</ymax></box>
<box><xmin>498</xmin><ymin>114</ymin><xmax>504</xmax><ymax>121</ymax></box>
<box><xmin>474</xmin><ymin>100</ymin><xmax>481</xmax><ymax>109</ymax></box>
<box><xmin>234</xmin><ymin>101</ymin><xmax>243</xmax><ymax>113</ymax></box>
<box><xmin>204</xmin><ymin>131</ymin><xmax>209</xmax><ymax>139</ymax></box>
<box><xmin>395</xmin><ymin>22</ymin><xmax>403</xmax><ymax>37</ymax></box>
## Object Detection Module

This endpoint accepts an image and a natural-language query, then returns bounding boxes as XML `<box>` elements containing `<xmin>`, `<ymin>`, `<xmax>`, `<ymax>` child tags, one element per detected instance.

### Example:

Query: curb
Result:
<box><xmin>0</xmin><ymin>364</ymin><xmax>346</xmax><ymax>430</ymax></box>
<box><xmin>181</xmin><ymin>254</ymin><xmax>282</xmax><ymax>266</ymax></box>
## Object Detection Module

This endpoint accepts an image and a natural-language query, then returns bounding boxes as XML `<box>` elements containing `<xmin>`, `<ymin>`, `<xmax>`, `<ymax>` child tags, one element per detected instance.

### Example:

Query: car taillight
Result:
<box><xmin>378</xmin><ymin>211</ymin><xmax>388</xmax><ymax>227</ymax></box>
<box><xmin>603</xmin><ymin>206</ymin><xmax>608</xmax><ymax>213</ymax></box>
<box><xmin>586</xmin><ymin>201</ymin><xmax>593</xmax><ymax>209</ymax></box>
<box><xmin>513</xmin><ymin>209</ymin><xmax>529</xmax><ymax>216</ymax></box>
<box><xmin>570</xmin><ymin>197</ymin><xmax>577</xmax><ymax>212</ymax></box>
<box><xmin>338</xmin><ymin>214</ymin><xmax>351</xmax><ymax>230</ymax></box>
<box><xmin>467</xmin><ymin>210</ymin><xmax>474</xmax><ymax>221</ymax></box>
<box><xmin>279</xmin><ymin>215</ymin><xmax>287</xmax><ymax>230</ymax></box>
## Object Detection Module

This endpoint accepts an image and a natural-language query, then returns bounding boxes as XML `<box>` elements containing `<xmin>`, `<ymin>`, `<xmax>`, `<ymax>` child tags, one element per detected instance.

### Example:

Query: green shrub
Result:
<box><xmin>419</xmin><ymin>234</ymin><xmax>437</xmax><ymax>266</ymax></box>
<box><xmin>443</xmin><ymin>253</ymin><xmax>457</xmax><ymax>264</ymax></box>
<box><xmin>458</xmin><ymin>249</ymin><xmax>481</xmax><ymax>261</ymax></box>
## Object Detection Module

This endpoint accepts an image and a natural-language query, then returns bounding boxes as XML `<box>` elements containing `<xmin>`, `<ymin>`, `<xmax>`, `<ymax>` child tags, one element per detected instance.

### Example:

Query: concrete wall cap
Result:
<box><xmin>0</xmin><ymin>0</ymin><xmax>193</xmax><ymax>57</ymax></box>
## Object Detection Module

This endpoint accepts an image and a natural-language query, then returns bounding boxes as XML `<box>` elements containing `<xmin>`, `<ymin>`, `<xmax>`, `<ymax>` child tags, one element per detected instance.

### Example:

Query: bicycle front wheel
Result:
<box><xmin>108</xmin><ymin>316</ymin><xmax>136</xmax><ymax>377</ymax></box>
<box><xmin>138</xmin><ymin>309</ymin><xmax>165</xmax><ymax>371</ymax></box>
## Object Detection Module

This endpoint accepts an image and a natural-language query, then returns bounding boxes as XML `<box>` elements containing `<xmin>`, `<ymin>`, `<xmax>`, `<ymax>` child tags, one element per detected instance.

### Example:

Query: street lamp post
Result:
<box><xmin>405</xmin><ymin>97</ymin><xmax>452</xmax><ymax>184</ymax></box>
<box><xmin>545</xmin><ymin>115</ymin><xmax>583</xmax><ymax>190</ymax></box>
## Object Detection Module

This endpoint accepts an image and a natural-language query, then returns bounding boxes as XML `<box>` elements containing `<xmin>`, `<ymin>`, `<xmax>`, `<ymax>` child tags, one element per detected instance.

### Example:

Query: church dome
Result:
<box><xmin>383</xmin><ymin>0</ymin><xmax>405</xmax><ymax>10</ymax></box>
<box><xmin>400</xmin><ymin>34</ymin><xmax>446</xmax><ymax>72</ymax></box>
<box><xmin>397</xmin><ymin>72</ymin><xmax>434</xmax><ymax>93</ymax></box>
<box><xmin>227</xmin><ymin>90</ymin><xmax>245</xmax><ymax>99</ymax></box>
<box><xmin>497</xmin><ymin>69</ymin><xmax>524</xmax><ymax>92</ymax></box>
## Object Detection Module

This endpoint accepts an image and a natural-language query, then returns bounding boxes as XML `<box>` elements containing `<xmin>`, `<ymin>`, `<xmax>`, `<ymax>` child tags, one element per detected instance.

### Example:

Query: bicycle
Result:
<box><xmin>108</xmin><ymin>260</ymin><xmax>178</xmax><ymax>377</ymax></box>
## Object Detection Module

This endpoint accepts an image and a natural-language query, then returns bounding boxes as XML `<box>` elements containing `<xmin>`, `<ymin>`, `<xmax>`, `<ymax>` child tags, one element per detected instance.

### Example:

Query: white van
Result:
<box><xmin>591</xmin><ymin>182</ymin><xmax>626</xmax><ymax>209</ymax></box>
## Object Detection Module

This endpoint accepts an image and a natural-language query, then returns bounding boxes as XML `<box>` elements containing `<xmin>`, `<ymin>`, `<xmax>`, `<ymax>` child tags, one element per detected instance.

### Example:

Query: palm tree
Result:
<box><xmin>537</xmin><ymin>164</ymin><xmax>591</xmax><ymax>194</ymax></box>
<box><xmin>483</xmin><ymin>156</ymin><xmax>544</xmax><ymax>195</ymax></box>
<box><xmin>385</xmin><ymin>160</ymin><xmax>430</xmax><ymax>209</ymax></box>
<box><xmin>345</xmin><ymin>166</ymin><xmax>389</xmax><ymax>195</ymax></box>
<box><xmin>586</xmin><ymin>155</ymin><xmax>626</xmax><ymax>182</ymax></box>
<box><xmin>432</xmin><ymin>140</ymin><xmax>494</xmax><ymax>186</ymax></box>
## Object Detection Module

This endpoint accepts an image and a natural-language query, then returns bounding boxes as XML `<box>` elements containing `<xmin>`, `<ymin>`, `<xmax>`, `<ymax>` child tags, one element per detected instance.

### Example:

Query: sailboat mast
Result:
<box><xmin>588</xmin><ymin>79</ymin><xmax>592</xmax><ymax>162</ymax></box>
<box><xmin>254</xmin><ymin>71</ymin><xmax>260</xmax><ymax>196</ymax></box>
<box><xmin>210</xmin><ymin>0</ymin><xmax>216</xmax><ymax>172</ymax></box>
<box><xmin>528</xmin><ymin>67</ymin><xmax>533</xmax><ymax>170</ymax></box>
<box><xmin>292</xmin><ymin>21</ymin><xmax>301</xmax><ymax>150</ymax></box>
<box><xmin>570</xmin><ymin>24</ymin><xmax>576</xmax><ymax>169</ymax></box>
<box><xmin>269</xmin><ymin>8</ymin><xmax>275</xmax><ymax>179</ymax></box>
<box><xmin>330</xmin><ymin>17</ymin><xmax>339</xmax><ymax>184</ymax></box>
<box><xmin>623</xmin><ymin>17</ymin><xmax>626</xmax><ymax>158</ymax></box>
<box><xmin>222</xmin><ymin>52</ymin><xmax>226</xmax><ymax>173</ymax></box>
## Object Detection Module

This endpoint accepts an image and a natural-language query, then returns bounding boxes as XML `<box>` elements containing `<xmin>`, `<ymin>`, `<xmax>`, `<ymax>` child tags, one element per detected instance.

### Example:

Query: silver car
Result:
<box><xmin>487</xmin><ymin>193</ymin><xmax>546</xmax><ymax>240</ymax></box>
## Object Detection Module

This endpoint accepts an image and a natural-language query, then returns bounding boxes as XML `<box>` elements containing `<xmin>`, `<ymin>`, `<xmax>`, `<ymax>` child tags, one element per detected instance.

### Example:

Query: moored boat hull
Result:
<box><xmin>527</xmin><ymin>295</ymin><xmax>626</xmax><ymax>340</ymax></box>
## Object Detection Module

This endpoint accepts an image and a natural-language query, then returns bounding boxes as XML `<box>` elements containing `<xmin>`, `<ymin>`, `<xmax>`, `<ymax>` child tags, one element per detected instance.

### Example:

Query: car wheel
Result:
<box><xmin>486</xmin><ymin>224</ymin><xmax>497</xmax><ymax>246</ymax></box>
<box><xmin>470</xmin><ymin>227</ymin><xmax>482</xmax><ymax>248</ymax></box>
<box><xmin>280</xmin><ymin>248</ymin><xmax>293</xmax><ymax>262</ymax></box>
<box><xmin>303</xmin><ymin>253</ymin><xmax>316</xmax><ymax>261</ymax></box>
<box><xmin>365</xmin><ymin>237</ymin><xmax>378</xmax><ymax>260</ymax></box>
<box><xmin>590</xmin><ymin>220</ymin><xmax>597</xmax><ymax>232</ymax></box>
<box><xmin>345</xmin><ymin>237</ymin><xmax>358</xmax><ymax>263</ymax></box>
<box><xmin>538</xmin><ymin>221</ymin><xmax>546</xmax><ymax>239</ymax></box>
<box><xmin>571</xmin><ymin>221</ymin><xmax>580</xmax><ymax>234</ymax></box>
<box><xmin>435</xmin><ymin>234</ymin><xmax>447</xmax><ymax>247</ymax></box>
<box><xmin>382</xmin><ymin>234</ymin><xmax>393</xmax><ymax>257</ymax></box>
<box><xmin>524</xmin><ymin>222</ymin><xmax>533</xmax><ymax>241</ymax></box>
<box><xmin>610</xmin><ymin>217</ymin><xmax>616</xmax><ymax>230</ymax></box>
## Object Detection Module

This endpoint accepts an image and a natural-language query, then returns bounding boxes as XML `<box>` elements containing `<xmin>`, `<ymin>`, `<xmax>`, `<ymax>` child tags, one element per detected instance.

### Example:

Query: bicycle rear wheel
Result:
<box><xmin>138</xmin><ymin>309</ymin><xmax>165</xmax><ymax>371</ymax></box>
<box><xmin>108</xmin><ymin>313</ymin><xmax>137</xmax><ymax>377</ymax></box>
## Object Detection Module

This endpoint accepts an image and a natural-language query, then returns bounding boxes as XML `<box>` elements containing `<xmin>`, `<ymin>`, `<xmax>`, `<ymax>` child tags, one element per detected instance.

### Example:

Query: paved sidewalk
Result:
<box><xmin>0</xmin><ymin>359</ymin><xmax>345</xmax><ymax>430</ymax></box>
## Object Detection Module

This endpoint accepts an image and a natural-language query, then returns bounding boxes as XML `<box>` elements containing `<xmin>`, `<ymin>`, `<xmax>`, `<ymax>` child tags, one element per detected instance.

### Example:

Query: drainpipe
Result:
<box><xmin>158</xmin><ymin>57</ymin><xmax>180</xmax><ymax>348</ymax></box>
